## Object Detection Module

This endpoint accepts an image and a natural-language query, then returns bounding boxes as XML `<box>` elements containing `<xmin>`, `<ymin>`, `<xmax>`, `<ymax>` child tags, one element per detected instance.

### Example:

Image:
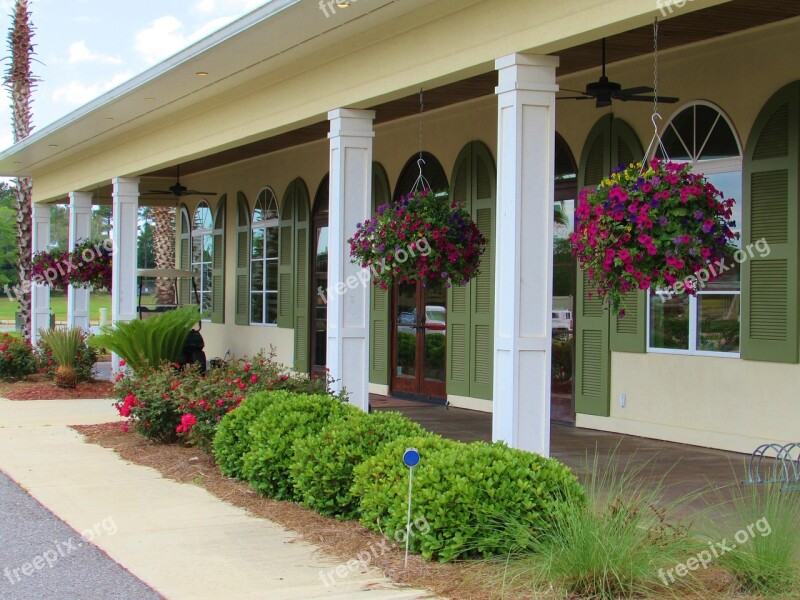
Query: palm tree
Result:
<box><xmin>3</xmin><ymin>0</ymin><xmax>36</xmax><ymax>340</ymax></box>
<box><xmin>152</xmin><ymin>207</ymin><xmax>176</xmax><ymax>304</ymax></box>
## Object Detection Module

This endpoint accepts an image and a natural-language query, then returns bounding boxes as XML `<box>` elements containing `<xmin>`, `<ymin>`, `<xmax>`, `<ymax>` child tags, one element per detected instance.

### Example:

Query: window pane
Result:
<box><xmin>201</xmin><ymin>291</ymin><xmax>212</xmax><ymax>314</ymax></box>
<box><xmin>194</xmin><ymin>203</ymin><xmax>212</xmax><ymax>229</ymax></box>
<box><xmin>202</xmin><ymin>265</ymin><xmax>212</xmax><ymax>293</ymax></box>
<box><xmin>649</xmin><ymin>292</ymin><xmax>690</xmax><ymax>350</ymax></box>
<box><xmin>251</xmin><ymin>260</ymin><xmax>264</xmax><ymax>291</ymax></box>
<box><xmin>203</xmin><ymin>234</ymin><xmax>213</xmax><ymax>263</ymax></box>
<box><xmin>266</xmin><ymin>292</ymin><xmax>278</xmax><ymax>325</ymax></box>
<box><xmin>659</xmin><ymin>122</ymin><xmax>691</xmax><ymax>161</ymax></box>
<box><xmin>266</xmin><ymin>260</ymin><xmax>278</xmax><ymax>293</ymax></box>
<box><xmin>697</xmin><ymin>293</ymin><xmax>740</xmax><ymax>353</ymax></box>
<box><xmin>266</xmin><ymin>226</ymin><xmax>279</xmax><ymax>259</ymax></box>
<box><xmin>192</xmin><ymin>237</ymin><xmax>203</xmax><ymax>265</ymax></box>
<box><xmin>705</xmin><ymin>171</ymin><xmax>742</xmax><ymax>246</ymax></box>
<box><xmin>251</xmin><ymin>293</ymin><xmax>263</xmax><ymax>323</ymax></box>
<box><xmin>251</xmin><ymin>227</ymin><xmax>264</xmax><ymax>259</ymax></box>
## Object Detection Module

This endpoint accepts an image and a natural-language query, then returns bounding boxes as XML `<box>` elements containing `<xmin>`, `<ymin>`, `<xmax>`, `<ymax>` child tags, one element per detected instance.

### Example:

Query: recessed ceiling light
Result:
<box><xmin>337</xmin><ymin>0</ymin><xmax>351</xmax><ymax>6</ymax></box>
<box><xmin>144</xmin><ymin>97</ymin><xmax>155</xmax><ymax>101</ymax></box>
<box><xmin>105</xmin><ymin>117</ymin><xmax>114</xmax><ymax>121</ymax></box>
<box><xmin>12</xmin><ymin>161</ymin><xmax>20</xmax><ymax>164</ymax></box>
<box><xmin>195</xmin><ymin>71</ymin><xmax>208</xmax><ymax>77</ymax></box>
<box><xmin>48</xmin><ymin>144</ymin><xmax>58</xmax><ymax>148</ymax></box>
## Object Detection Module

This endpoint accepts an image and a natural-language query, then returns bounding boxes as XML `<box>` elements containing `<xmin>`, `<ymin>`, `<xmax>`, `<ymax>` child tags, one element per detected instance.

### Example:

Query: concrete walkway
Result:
<box><xmin>0</xmin><ymin>399</ymin><xmax>430</xmax><ymax>600</ymax></box>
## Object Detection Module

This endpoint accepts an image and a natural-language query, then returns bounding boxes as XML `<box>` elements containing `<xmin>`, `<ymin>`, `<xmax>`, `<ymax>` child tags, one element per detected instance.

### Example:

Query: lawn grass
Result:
<box><xmin>0</xmin><ymin>292</ymin><xmax>112</xmax><ymax>323</ymax></box>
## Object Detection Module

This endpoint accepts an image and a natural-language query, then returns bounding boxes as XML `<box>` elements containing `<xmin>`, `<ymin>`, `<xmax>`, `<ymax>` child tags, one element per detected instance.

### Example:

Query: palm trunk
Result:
<box><xmin>152</xmin><ymin>207</ymin><xmax>176</xmax><ymax>304</ymax></box>
<box><xmin>5</xmin><ymin>0</ymin><xmax>36</xmax><ymax>340</ymax></box>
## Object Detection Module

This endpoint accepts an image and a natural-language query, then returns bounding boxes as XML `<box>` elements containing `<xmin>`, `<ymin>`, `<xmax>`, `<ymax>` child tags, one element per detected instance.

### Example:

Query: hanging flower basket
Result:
<box><xmin>31</xmin><ymin>238</ymin><xmax>113</xmax><ymax>293</ymax></box>
<box><xmin>570</xmin><ymin>159</ymin><xmax>739</xmax><ymax>315</ymax></box>
<box><xmin>349</xmin><ymin>190</ymin><xmax>486</xmax><ymax>289</ymax></box>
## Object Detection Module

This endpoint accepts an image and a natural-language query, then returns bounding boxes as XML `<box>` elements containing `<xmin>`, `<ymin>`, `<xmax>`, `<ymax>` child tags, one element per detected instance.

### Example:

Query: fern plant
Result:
<box><xmin>88</xmin><ymin>306</ymin><xmax>200</xmax><ymax>372</ymax></box>
<box><xmin>38</xmin><ymin>327</ymin><xmax>83</xmax><ymax>388</ymax></box>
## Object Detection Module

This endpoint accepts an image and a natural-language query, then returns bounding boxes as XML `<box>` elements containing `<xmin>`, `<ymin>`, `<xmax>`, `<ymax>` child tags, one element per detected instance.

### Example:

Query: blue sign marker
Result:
<box><xmin>403</xmin><ymin>447</ymin><xmax>420</xmax><ymax>468</ymax></box>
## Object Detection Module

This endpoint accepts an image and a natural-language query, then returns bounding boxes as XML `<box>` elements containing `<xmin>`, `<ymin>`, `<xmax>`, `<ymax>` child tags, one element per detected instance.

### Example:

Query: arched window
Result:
<box><xmin>191</xmin><ymin>201</ymin><xmax>214</xmax><ymax>313</ymax></box>
<box><xmin>250</xmin><ymin>188</ymin><xmax>280</xmax><ymax>325</ymax></box>
<box><xmin>649</xmin><ymin>102</ymin><xmax>743</xmax><ymax>356</ymax></box>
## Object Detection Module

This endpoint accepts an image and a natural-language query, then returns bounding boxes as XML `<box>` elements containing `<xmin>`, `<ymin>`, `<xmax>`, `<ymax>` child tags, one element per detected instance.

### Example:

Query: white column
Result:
<box><xmin>31</xmin><ymin>203</ymin><xmax>51</xmax><ymax>342</ymax></box>
<box><xmin>327</xmin><ymin>108</ymin><xmax>375</xmax><ymax>412</ymax></box>
<box><xmin>111</xmin><ymin>177</ymin><xmax>139</xmax><ymax>370</ymax></box>
<box><xmin>492</xmin><ymin>54</ymin><xmax>559</xmax><ymax>456</ymax></box>
<box><xmin>68</xmin><ymin>191</ymin><xmax>93</xmax><ymax>331</ymax></box>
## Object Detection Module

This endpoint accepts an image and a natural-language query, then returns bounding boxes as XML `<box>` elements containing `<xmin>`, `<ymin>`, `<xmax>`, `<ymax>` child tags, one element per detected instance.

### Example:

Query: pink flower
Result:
<box><xmin>118</xmin><ymin>359</ymin><xmax>126</xmax><ymax>367</ymax></box>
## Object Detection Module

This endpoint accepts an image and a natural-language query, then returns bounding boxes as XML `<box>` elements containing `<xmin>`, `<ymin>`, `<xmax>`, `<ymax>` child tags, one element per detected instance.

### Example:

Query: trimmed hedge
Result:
<box><xmin>240</xmin><ymin>393</ymin><xmax>354</xmax><ymax>500</ymax></box>
<box><xmin>352</xmin><ymin>436</ymin><xmax>586</xmax><ymax>562</ymax></box>
<box><xmin>212</xmin><ymin>390</ymin><xmax>286</xmax><ymax>478</ymax></box>
<box><xmin>291</xmin><ymin>410</ymin><xmax>428</xmax><ymax>519</ymax></box>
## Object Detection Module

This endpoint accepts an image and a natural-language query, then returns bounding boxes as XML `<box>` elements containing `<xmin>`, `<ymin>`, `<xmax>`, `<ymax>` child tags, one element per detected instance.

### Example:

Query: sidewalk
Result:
<box><xmin>0</xmin><ymin>398</ymin><xmax>431</xmax><ymax>600</ymax></box>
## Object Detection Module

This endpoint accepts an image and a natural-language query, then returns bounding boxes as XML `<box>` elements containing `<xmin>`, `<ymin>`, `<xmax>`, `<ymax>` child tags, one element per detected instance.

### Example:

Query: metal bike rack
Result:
<box><xmin>745</xmin><ymin>443</ymin><xmax>800</xmax><ymax>491</ymax></box>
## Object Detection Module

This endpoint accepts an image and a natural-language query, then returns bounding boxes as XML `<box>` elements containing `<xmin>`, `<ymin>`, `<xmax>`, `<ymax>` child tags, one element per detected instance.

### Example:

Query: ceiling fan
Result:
<box><xmin>142</xmin><ymin>165</ymin><xmax>217</xmax><ymax>198</ymax></box>
<box><xmin>558</xmin><ymin>38</ymin><xmax>679</xmax><ymax>108</ymax></box>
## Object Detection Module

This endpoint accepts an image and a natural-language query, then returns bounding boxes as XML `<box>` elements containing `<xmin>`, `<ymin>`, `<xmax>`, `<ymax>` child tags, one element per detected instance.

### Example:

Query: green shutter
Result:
<box><xmin>235</xmin><ymin>192</ymin><xmax>250</xmax><ymax>326</ymax></box>
<box><xmin>469</xmin><ymin>144</ymin><xmax>495</xmax><ymax>400</ymax></box>
<box><xmin>609</xmin><ymin>121</ymin><xmax>646</xmax><ymax>353</ymax></box>
<box><xmin>575</xmin><ymin>116</ymin><xmax>644</xmax><ymax>415</ymax></box>
<box><xmin>447</xmin><ymin>146</ymin><xmax>472</xmax><ymax>397</ymax></box>
<box><xmin>445</xmin><ymin>141</ymin><xmax>496</xmax><ymax>400</ymax></box>
<box><xmin>369</xmin><ymin>163</ymin><xmax>392</xmax><ymax>385</ymax></box>
<box><xmin>277</xmin><ymin>185</ymin><xmax>295</xmax><ymax>329</ymax></box>
<box><xmin>210</xmin><ymin>195</ymin><xmax>226</xmax><ymax>324</ymax></box>
<box><xmin>742</xmin><ymin>82</ymin><xmax>799</xmax><ymax>363</ymax></box>
<box><xmin>293</xmin><ymin>180</ymin><xmax>311</xmax><ymax>373</ymax></box>
<box><xmin>178</xmin><ymin>206</ymin><xmax>191</xmax><ymax>306</ymax></box>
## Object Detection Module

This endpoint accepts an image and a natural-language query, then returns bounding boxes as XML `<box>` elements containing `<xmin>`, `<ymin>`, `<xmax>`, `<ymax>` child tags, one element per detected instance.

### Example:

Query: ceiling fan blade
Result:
<box><xmin>142</xmin><ymin>190</ymin><xmax>172</xmax><ymax>195</ymax></box>
<box><xmin>617</xmin><ymin>86</ymin><xmax>653</xmax><ymax>96</ymax></box>
<box><xmin>559</xmin><ymin>88</ymin><xmax>588</xmax><ymax>95</ymax></box>
<box><xmin>557</xmin><ymin>96</ymin><xmax>592</xmax><ymax>100</ymax></box>
<box><xmin>184</xmin><ymin>190</ymin><xmax>218</xmax><ymax>196</ymax></box>
<box><xmin>618</xmin><ymin>94</ymin><xmax>680</xmax><ymax>104</ymax></box>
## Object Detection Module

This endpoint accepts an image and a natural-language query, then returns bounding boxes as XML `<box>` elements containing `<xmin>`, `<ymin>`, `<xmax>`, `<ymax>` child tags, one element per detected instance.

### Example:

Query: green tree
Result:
<box><xmin>49</xmin><ymin>204</ymin><xmax>68</xmax><ymax>250</ymax></box>
<box><xmin>0</xmin><ymin>182</ymin><xmax>17</xmax><ymax>287</ymax></box>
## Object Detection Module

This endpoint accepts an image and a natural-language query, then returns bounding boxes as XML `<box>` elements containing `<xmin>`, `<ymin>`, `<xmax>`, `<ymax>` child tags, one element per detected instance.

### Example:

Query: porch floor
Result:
<box><xmin>370</xmin><ymin>395</ymin><xmax>751</xmax><ymax>513</ymax></box>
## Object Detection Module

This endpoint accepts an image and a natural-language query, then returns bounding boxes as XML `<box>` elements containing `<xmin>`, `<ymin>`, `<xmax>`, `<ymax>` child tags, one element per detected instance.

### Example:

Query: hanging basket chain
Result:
<box><xmin>410</xmin><ymin>88</ymin><xmax>431</xmax><ymax>194</ymax></box>
<box><xmin>641</xmin><ymin>17</ymin><xmax>670</xmax><ymax>173</ymax></box>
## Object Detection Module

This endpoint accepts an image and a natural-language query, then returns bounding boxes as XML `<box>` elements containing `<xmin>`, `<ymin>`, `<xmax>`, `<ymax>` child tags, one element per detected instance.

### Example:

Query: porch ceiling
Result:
<box><xmin>144</xmin><ymin>0</ymin><xmax>799</xmax><ymax>182</ymax></box>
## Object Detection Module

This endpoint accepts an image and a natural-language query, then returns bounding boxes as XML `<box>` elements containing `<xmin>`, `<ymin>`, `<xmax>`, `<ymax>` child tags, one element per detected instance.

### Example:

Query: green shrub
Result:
<box><xmin>213</xmin><ymin>390</ymin><xmax>288</xmax><ymax>478</ymax></box>
<box><xmin>240</xmin><ymin>393</ymin><xmax>353</xmax><ymax>500</ymax></box>
<box><xmin>479</xmin><ymin>451</ymin><xmax>702</xmax><ymax>599</ymax></box>
<box><xmin>291</xmin><ymin>410</ymin><xmax>428</xmax><ymax>519</ymax></box>
<box><xmin>36</xmin><ymin>328</ymin><xmax>96</xmax><ymax>383</ymax></box>
<box><xmin>352</xmin><ymin>436</ymin><xmax>586</xmax><ymax>561</ymax></box>
<box><xmin>712</xmin><ymin>483</ymin><xmax>800</xmax><ymax>596</ymax></box>
<box><xmin>0</xmin><ymin>332</ymin><xmax>37</xmax><ymax>381</ymax></box>
<box><xmin>89</xmin><ymin>306</ymin><xmax>200</xmax><ymax>372</ymax></box>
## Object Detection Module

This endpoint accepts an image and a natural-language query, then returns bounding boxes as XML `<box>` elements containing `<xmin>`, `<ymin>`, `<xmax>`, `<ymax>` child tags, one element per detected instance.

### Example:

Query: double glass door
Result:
<box><xmin>391</xmin><ymin>281</ymin><xmax>447</xmax><ymax>401</ymax></box>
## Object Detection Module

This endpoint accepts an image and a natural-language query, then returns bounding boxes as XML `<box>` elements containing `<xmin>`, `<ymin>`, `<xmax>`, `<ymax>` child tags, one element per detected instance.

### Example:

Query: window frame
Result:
<box><xmin>191</xmin><ymin>201</ymin><xmax>214</xmax><ymax>319</ymax></box>
<box><xmin>646</xmin><ymin>101</ymin><xmax>743</xmax><ymax>359</ymax></box>
<box><xmin>249</xmin><ymin>188</ymin><xmax>280</xmax><ymax>326</ymax></box>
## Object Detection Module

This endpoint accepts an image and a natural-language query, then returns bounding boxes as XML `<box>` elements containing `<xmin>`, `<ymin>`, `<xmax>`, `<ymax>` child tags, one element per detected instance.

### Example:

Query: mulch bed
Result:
<box><xmin>0</xmin><ymin>378</ymin><xmax>114</xmax><ymax>400</ymax></box>
<box><xmin>71</xmin><ymin>424</ymin><xmax>749</xmax><ymax>600</ymax></box>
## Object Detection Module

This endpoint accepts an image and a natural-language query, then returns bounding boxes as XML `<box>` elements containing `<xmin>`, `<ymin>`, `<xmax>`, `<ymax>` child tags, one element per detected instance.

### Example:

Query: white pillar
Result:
<box><xmin>327</xmin><ymin>108</ymin><xmax>375</xmax><ymax>412</ymax></box>
<box><xmin>68</xmin><ymin>191</ymin><xmax>93</xmax><ymax>331</ymax></box>
<box><xmin>31</xmin><ymin>203</ymin><xmax>51</xmax><ymax>342</ymax></box>
<box><xmin>111</xmin><ymin>177</ymin><xmax>139</xmax><ymax>369</ymax></box>
<box><xmin>492</xmin><ymin>54</ymin><xmax>559</xmax><ymax>456</ymax></box>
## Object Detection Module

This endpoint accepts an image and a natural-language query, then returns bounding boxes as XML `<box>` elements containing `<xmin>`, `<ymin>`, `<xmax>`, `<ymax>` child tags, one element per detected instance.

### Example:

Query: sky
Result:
<box><xmin>0</xmin><ymin>0</ymin><xmax>269</xmax><ymax>152</ymax></box>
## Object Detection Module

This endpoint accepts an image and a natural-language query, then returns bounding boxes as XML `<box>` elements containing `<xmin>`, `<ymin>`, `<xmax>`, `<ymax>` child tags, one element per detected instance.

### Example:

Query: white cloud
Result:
<box><xmin>194</xmin><ymin>0</ymin><xmax>216</xmax><ymax>13</ymax></box>
<box><xmin>51</xmin><ymin>71</ymin><xmax>133</xmax><ymax>106</ymax></box>
<box><xmin>134</xmin><ymin>16</ymin><xmax>187</xmax><ymax>65</ymax></box>
<box><xmin>67</xmin><ymin>41</ymin><xmax>123</xmax><ymax>65</ymax></box>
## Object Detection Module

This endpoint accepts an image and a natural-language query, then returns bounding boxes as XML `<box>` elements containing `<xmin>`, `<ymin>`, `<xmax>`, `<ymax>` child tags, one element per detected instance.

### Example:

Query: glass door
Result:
<box><xmin>310</xmin><ymin>221</ymin><xmax>328</xmax><ymax>378</ymax></box>
<box><xmin>391</xmin><ymin>281</ymin><xmax>447</xmax><ymax>401</ymax></box>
